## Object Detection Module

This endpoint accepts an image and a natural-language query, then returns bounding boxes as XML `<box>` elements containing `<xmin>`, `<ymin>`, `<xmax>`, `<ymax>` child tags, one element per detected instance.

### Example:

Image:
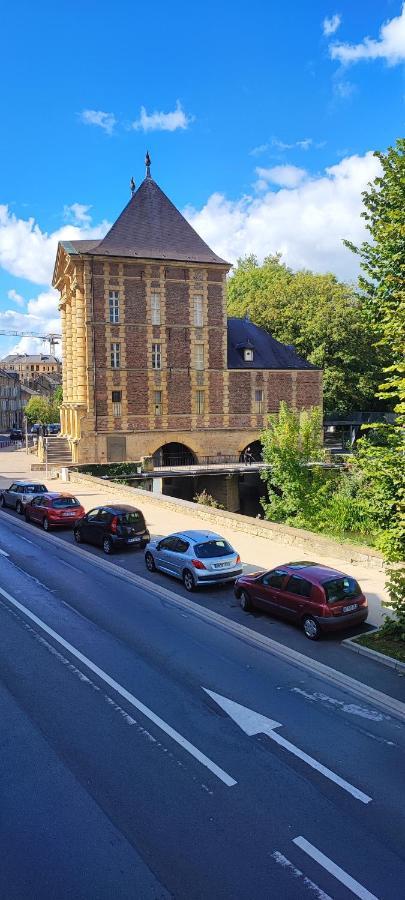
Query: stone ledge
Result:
<box><xmin>68</xmin><ymin>469</ymin><xmax>386</xmax><ymax>571</ymax></box>
<box><xmin>342</xmin><ymin>632</ymin><xmax>405</xmax><ymax>672</ymax></box>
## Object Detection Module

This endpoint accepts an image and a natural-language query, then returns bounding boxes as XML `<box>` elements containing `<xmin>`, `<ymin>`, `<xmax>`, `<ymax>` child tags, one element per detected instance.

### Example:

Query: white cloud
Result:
<box><xmin>131</xmin><ymin>100</ymin><xmax>193</xmax><ymax>132</ymax></box>
<box><xmin>255</xmin><ymin>164</ymin><xmax>307</xmax><ymax>188</ymax></box>
<box><xmin>323</xmin><ymin>14</ymin><xmax>341</xmax><ymax>37</ymax></box>
<box><xmin>250</xmin><ymin>143</ymin><xmax>269</xmax><ymax>156</ymax></box>
<box><xmin>7</xmin><ymin>289</ymin><xmax>24</xmax><ymax>306</ymax></box>
<box><xmin>0</xmin><ymin>290</ymin><xmax>62</xmax><ymax>357</ymax></box>
<box><xmin>0</xmin><ymin>205</ymin><xmax>110</xmax><ymax>285</ymax></box>
<box><xmin>80</xmin><ymin>109</ymin><xmax>116</xmax><ymax>134</ymax></box>
<box><xmin>330</xmin><ymin>3</ymin><xmax>405</xmax><ymax>65</ymax></box>
<box><xmin>184</xmin><ymin>151</ymin><xmax>381</xmax><ymax>281</ymax></box>
<box><xmin>64</xmin><ymin>203</ymin><xmax>92</xmax><ymax>225</ymax></box>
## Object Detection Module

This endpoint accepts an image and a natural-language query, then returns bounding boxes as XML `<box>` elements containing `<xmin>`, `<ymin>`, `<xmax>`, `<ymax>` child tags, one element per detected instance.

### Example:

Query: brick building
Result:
<box><xmin>53</xmin><ymin>157</ymin><xmax>321</xmax><ymax>465</ymax></box>
<box><xmin>0</xmin><ymin>369</ymin><xmax>24</xmax><ymax>432</ymax></box>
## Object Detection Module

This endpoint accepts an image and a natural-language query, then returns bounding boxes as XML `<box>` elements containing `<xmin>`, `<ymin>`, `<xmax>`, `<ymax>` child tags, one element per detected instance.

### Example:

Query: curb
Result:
<box><xmin>1</xmin><ymin>509</ymin><xmax>405</xmax><ymax>722</ymax></box>
<box><xmin>343</xmin><ymin>632</ymin><xmax>405</xmax><ymax>673</ymax></box>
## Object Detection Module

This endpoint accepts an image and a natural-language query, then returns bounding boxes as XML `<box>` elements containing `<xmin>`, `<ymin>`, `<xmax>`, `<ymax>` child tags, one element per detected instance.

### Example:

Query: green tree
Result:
<box><xmin>24</xmin><ymin>396</ymin><xmax>52</xmax><ymax>424</ymax></box>
<box><xmin>346</xmin><ymin>138</ymin><xmax>405</xmax><ymax>416</ymax></box>
<box><xmin>260</xmin><ymin>403</ymin><xmax>339</xmax><ymax>530</ymax></box>
<box><xmin>347</xmin><ymin>140</ymin><xmax>405</xmax><ymax>633</ymax></box>
<box><xmin>227</xmin><ymin>255</ymin><xmax>389</xmax><ymax>415</ymax></box>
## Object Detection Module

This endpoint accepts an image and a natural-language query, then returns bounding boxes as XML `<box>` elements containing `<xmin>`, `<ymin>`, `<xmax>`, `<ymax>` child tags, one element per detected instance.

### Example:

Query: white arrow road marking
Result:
<box><xmin>204</xmin><ymin>689</ymin><xmax>372</xmax><ymax>804</ymax></box>
<box><xmin>293</xmin><ymin>837</ymin><xmax>379</xmax><ymax>900</ymax></box>
<box><xmin>0</xmin><ymin>548</ymin><xmax>10</xmax><ymax>556</ymax></box>
<box><xmin>0</xmin><ymin>586</ymin><xmax>237</xmax><ymax>788</ymax></box>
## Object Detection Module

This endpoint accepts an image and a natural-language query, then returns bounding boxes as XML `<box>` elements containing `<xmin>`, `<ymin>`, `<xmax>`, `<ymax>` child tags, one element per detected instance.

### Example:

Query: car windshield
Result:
<box><xmin>52</xmin><ymin>497</ymin><xmax>80</xmax><ymax>509</ymax></box>
<box><xmin>118</xmin><ymin>511</ymin><xmax>144</xmax><ymax>526</ymax></box>
<box><xmin>324</xmin><ymin>576</ymin><xmax>361</xmax><ymax>604</ymax></box>
<box><xmin>194</xmin><ymin>539</ymin><xmax>234</xmax><ymax>559</ymax></box>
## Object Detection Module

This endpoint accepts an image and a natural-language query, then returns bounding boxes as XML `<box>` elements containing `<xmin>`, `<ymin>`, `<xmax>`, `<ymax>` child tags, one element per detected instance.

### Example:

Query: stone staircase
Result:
<box><xmin>45</xmin><ymin>436</ymin><xmax>73</xmax><ymax>468</ymax></box>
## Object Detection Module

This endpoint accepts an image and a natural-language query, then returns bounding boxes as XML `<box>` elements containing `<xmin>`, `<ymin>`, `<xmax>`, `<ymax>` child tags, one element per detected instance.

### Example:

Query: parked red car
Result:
<box><xmin>25</xmin><ymin>493</ymin><xmax>85</xmax><ymax>530</ymax></box>
<box><xmin>234</xmin><ymin>562</ymin><xmax>368</xmax><ymax>640</ymax></box>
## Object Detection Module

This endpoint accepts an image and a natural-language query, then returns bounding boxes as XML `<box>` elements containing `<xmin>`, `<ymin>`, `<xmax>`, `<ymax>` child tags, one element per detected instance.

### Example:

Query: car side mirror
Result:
<box><xmin>156</xmin><ymin>541</ymin><xmax>163</xmax><ymax>550</ymax></box>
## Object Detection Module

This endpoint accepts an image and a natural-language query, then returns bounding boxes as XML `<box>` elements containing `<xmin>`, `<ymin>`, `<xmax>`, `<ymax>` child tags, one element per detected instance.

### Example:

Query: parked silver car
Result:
<box><xmin>145</xmin><ymin>530</ymin><xmax>242</xmax><ymax>591</ymax></box>
<box><xmin>0</xmin><ymin>480</ymin><xmax>48</xmax><ymax>514</ymax></box>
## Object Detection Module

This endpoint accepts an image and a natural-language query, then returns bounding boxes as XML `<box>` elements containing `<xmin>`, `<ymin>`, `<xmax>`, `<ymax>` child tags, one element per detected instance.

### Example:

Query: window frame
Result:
<box><xmin>152</xmin><ymin>343</ymin><xmax>162</xmax><ymax>370</ymax></box>
<box><xmin>154</xmin><ymin>390</ymin><xmax>162</xmax><ymax>416</ymax></box>
<box><xmin>195</xmin><ymin>343</ymin><xmax>205</xmax><ymax>371</ymax></box>
<box><xmin>194</xmin><ymin>295</ymin><xmax>203</xmax><ymax>327</ymax></box>
<box><xmin>151</xmin><ymin>292</ymin><xmax>161</xmax><ymax>326</ymax></box>
<box><xmin>111</xmin><ymin>342</ymin><xmax>121</xmax><ymax>369</ymax></box>
<box><xmin>196</xmin><ymin>389</ymin><xmax>205</xmax><ymax>415</ymax></box>
<box><xmin>254</xmin><ymin>388</ymin><xmax>264</xmax><ymax>414</ymax></box>
<box><xmin>109</xmin><ymin>290</ymin><xmax>120</xmax><ymax>324</ymax></box>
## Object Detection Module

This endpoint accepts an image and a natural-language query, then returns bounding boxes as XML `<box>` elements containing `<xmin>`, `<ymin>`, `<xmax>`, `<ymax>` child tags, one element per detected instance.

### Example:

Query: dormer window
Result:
<box><xmin>244</xmin><ymin>348</ymin><xmax>254</xmax><ymax>362</ymax></box>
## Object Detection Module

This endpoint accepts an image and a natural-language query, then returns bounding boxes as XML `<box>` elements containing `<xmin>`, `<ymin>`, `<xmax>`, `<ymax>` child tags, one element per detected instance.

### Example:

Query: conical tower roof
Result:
<box><xmin>87</xmin><ymin>175</ymin><xmax>228</xmax><ymax>265</ymax></box>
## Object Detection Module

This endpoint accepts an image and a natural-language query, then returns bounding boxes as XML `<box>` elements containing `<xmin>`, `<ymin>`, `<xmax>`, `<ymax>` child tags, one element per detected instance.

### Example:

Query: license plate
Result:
<box><xmin>214</xmin><ymin>562</ymin><xmax>230</xmax><ymax>569</ymax></box>
<box><xmin>127</xmin><ymin>537</ymin><xmax>140</xmax><ymax>544</ymax></box>
<box><xmin>343</xmin><ymin>603</ymin><xmax>358</xmax><ymax>613</ymax></box>
<box><xmin>63</xmin><ymin>511</ymin><xmax>76</xmax><ymax>517</ymax></box>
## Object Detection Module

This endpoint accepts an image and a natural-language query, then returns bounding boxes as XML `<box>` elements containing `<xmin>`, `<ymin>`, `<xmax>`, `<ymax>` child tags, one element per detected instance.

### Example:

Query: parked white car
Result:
<box><xmin>0</xmin><ymin>481</ymin><xmax>48</xmax><ymax>514</ymax></box>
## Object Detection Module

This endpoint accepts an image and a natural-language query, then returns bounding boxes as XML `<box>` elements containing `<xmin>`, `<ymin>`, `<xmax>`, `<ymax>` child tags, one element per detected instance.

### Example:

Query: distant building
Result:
<box><xmin>1</xmin><ymin>353</ymin><xmax>62</xmax><ymax>385</ymax></box>
<box><xmin>53</xmin><ymin>157</ymin><xmax>322</xmax><ymax>465</ymax></box>
<box><xmin>0</xmin><ymin>369</ymin><xmax>24</xmax><ymax>431</ymax></box>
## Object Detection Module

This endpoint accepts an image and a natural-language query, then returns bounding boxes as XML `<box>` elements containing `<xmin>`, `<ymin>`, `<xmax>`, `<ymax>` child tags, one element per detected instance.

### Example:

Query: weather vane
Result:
<box><xmin>130</xmin><ymin>176</ymin><xmax>136</xmax><ymax>195</ymax></box>
<box><xmin>145</xmin><ymin>151</ymin><xmax>151</xmax><ymax>178</ymax></box>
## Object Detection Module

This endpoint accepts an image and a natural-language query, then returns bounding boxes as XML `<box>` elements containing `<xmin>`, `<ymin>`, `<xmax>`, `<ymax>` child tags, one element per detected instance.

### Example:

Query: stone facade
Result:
<box><xmin>53</xmin><ymin>255</ymin><xmax>322</xmax><ymax>465</ymax></box>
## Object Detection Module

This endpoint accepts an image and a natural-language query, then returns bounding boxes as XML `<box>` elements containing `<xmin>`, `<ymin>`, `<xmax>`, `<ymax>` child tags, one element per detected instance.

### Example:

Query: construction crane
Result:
<box><xmin>0</xmin><ymin>330</ymin><xmax>62</xmax><ymax>355</ymax></box>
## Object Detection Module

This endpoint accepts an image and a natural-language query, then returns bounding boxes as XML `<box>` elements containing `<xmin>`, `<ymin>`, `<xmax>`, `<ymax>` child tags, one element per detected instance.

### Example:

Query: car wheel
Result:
<box><xmin>103</xmin><ymin>537</ymin><xmax>113</xmax><ymax>555</ymax></box>
<box><xmin>145</xmin><ymin>551</ymin><xmax>156</xmax><ymax>572</ymax></box>
<box><xmin>16</xmin><ymin>501</ymin><xmax>23</xmax><ymax>515</ymax></box>
<box><xmin>74</xmin><ymin>528</ymin><xmax>82</xmax><ymax>543</ymax></box>
<box><xmin>183</xmin><ymin>569</ymin><xmax>195</xmax><ymax>592</ymax></box>
<box><xmin>43</xmin><ymin>517</ymin><xmax>50</xmax><ymax>531</ymax></box>
<box><xmin>0</xmin><ymin>495</ymin><xmax>4</xmax><ymax>507</ymax></box>
<box><xmin>302</xmin><ymin>616</ymin><xmax>321</xmax><ymax>641</ymax></box>
<box><xmin>240</xmin><ymin>590</ymin><xmax>252</xmax><ymax>612</ymax></box>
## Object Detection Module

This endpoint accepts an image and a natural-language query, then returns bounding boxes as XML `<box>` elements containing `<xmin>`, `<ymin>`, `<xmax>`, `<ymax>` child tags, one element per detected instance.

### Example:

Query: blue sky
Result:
<box><xmin>0</xmin><ymin>0</ymin><xmax>404</xmax><ymax>356</ymax></box>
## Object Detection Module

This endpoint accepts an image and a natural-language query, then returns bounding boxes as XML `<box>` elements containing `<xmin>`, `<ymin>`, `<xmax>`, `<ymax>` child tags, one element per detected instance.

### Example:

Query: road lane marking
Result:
<box><xmin>293</xmin><ymin>837</ymin><xmax>379</xmax><ymax>900</ymax></box>
<box><xmin>271</xmin><ymin>851</ymin><xmax>332</xmax><ymax>900</ymax></box>
<box><xmin>0</xmin><ymin>585</ymin><xmax>236</xmax><ymax>788</ymax></box>
<box><xmin>0</xmin><ymin>548</ymin><xmax>9</xmax><ymax>556</ymax></box>
<box><xmin>205</xmin><ymin>689</ymin><xmax>372</xmax><ymax>804</ymax></box>
<box><xmin>2</xmin><ymin>509</ymin><xmax>405</xmax><ymax>724</ymax></box>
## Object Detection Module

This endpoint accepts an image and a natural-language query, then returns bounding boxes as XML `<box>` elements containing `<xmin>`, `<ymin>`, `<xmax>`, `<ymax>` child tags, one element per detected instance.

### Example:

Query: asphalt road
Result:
<box><xmin>1</xmin><ymin>503</ymin><xmax>404</xmax><ymax>699</ymax></box>
<box><xmin>1</xmin><ymin>512</ymin><xmax>405</xmax><ymax>899</ymax></box>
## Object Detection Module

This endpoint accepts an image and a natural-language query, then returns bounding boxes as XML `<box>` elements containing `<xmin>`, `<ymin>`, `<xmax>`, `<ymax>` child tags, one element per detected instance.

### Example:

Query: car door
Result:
<box><xmin>4</xmin><ymin>483</ymin><xmax>19</xmax><ymax>508</ymax></box>
<box><xmin>170</xmin><ymin>537</ymin><xmax>190</xmax><ymax>576</ymax></box>
<box><xmin>81</xmin><ymin>509</ymin><xmax>103</xmax><ymax>544</ymax></box>
<box><xmin>154</xmin><ymin>536</ymin><xmax>179</xmax><ymax>573</ymax></box>
<box><xmin>251</xmin><ymin>570</ymin><xmax>289</xmax><ymax>612</ymax></box>
<box><xmin>30</xmin><ymin>496</ymin><xmax>45</xmax><ymax>523</ymax></box>
<box><xmin>95</xmin><ymin>509</ymin><xmax>113</xmax><ymax>545</ymax></box>
<box><xmin>282</xmin><ymin>575</ymin><xmax>314</xmax><ymax>621</ymax></box>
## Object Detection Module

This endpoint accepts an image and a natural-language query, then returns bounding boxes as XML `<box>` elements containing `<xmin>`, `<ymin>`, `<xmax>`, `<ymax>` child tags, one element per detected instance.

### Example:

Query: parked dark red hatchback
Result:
<box><xmin>25</xmin><ymin>493</ymin><xmax>84</xmax><ymax>530</ymax></box>
<box><xmin>234</xmin><ymin>562</ymin><xmax>368</xmax><ymax>640</ymax></box>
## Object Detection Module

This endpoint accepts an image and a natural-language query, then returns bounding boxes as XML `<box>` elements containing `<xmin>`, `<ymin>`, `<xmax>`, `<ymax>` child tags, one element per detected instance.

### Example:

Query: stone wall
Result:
<box><xmin>69</xmin><ymin>470</ymin><xmax>385</xmax><ymax>571</ymax></box>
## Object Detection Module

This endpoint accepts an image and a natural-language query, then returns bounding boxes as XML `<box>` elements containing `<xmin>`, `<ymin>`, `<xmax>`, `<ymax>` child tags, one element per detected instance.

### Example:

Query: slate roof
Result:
<box><xmin>227</xmin><ymin>318</ymin><xmax>318</xmax><ymax>370</ymax></box>
<box><xmin>61</xmin><ymin>177</ymin><xmax>229</xmax><ymax>266</ymax></box>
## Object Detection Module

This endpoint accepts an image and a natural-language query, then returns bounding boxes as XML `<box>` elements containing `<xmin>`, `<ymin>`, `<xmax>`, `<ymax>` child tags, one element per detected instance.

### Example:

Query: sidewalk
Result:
<box><xmin>0</xmin><ymin>447</ymin><xmax>389</xmax><ymax>626</ymax></box>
